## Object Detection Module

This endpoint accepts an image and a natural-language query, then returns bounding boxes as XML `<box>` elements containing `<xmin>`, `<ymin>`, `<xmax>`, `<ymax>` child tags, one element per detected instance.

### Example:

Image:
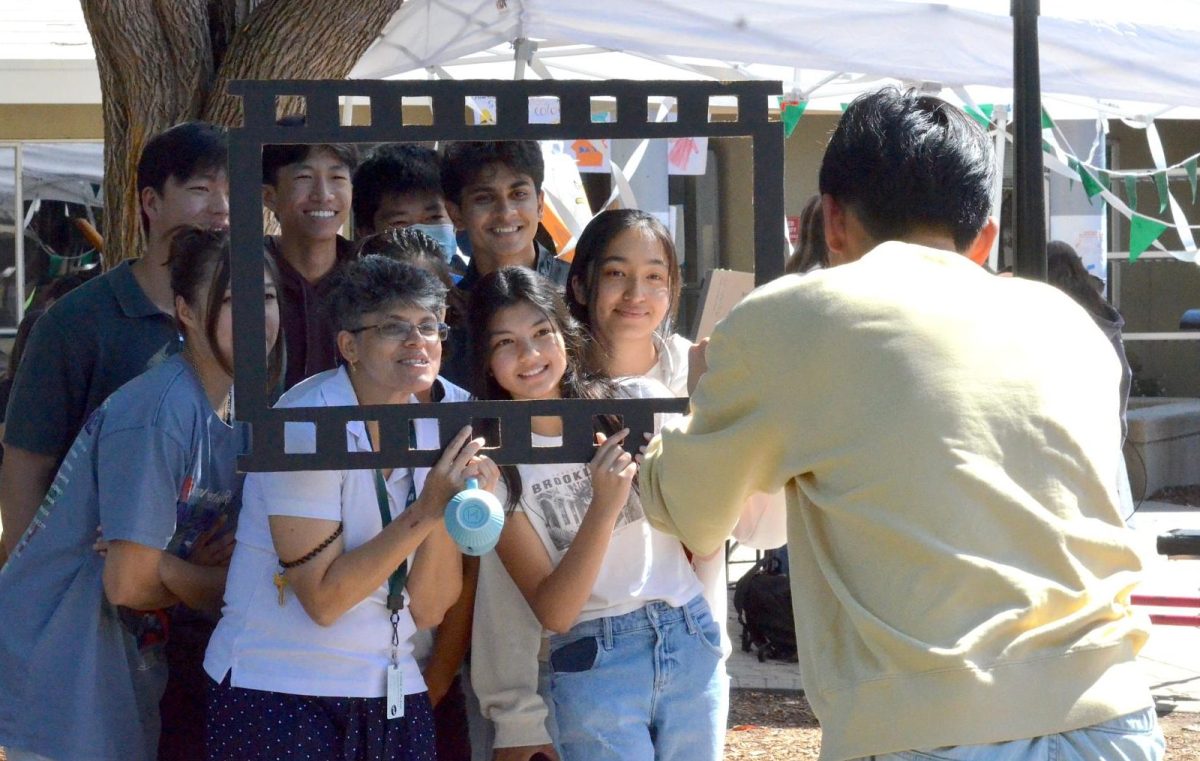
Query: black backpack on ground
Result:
<box><xmin>732</xmin><ymin>552</ymin><xmax>798</xmax><ymax>663</ymax></box>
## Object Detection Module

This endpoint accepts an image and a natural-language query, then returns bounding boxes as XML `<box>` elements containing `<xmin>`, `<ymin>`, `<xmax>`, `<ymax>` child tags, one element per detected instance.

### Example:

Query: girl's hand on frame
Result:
<box><xmin>588</xmin><ymin>430</ymin><xmax>636</xmax><ymax>516</ymax></box>
<box><xmin>464</xmin><ymin>452</ymin><xmax>501</xmax><ymax>494</ymax></box>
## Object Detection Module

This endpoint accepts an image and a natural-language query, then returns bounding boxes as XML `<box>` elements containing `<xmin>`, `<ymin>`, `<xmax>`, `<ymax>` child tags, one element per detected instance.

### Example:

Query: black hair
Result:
<box><xmin>356</xmin><ymin>227</ymin><xmax>454</xmax><ymax>290</ymax></box>
<box><xmin>167</xmin><ymin>228</ymin><xmax>283</xmax><ymax>390</ymax></box>
<box><xmin>1047</xmin><ymin>240</ymin><xmax>1111</xmax><ymax>318</ymax></box>
<box><xmin>467</xmin><ymin>266</ymin><xmax>618</xmax><ymax>511</ymax></box>
<box><xmin>137</xmin><ymin>122</ymin><xmax>228</xmax><ymax>233</ymax></box>
<box><xmin>566</xmin><ymin>209</ymin><xmax>682</xmax><ymax>342</ymax></box>
<box><xmin>262</xmin><ymin>117</ymin><xmax>359</xmax><ymax>186</ymax></box>
<box><xmin>818</xmin><ymin>87</ymin><xmax>994</xmax><ymax>253</ymax></box>
<box><xmin>324</xmin><ymin>255</ymin><xmax>447</xmax><ymax>339</ymax></box>
<box><xmin>352</xmin><ymin>144</ymin><xmax>443</xmax><ymax>232</ymax></box>
<box><xmin>784</xmin><ymin>195</ymin><xmax>829</xmax><ymax>274</ymax></box>
<box><xmin>440</xmin><ymin>140</ymin><xmax>544</xmax><ymax>207</ymax></box>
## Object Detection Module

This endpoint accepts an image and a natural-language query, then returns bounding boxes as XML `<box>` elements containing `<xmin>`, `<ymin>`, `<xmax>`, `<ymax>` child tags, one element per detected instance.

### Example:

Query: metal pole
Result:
<box><xmin>988</xmin><ymin>104</ymin><xmax>1009</xmax><ymax>272</ymax></box>
<box><xmin>1012</xmin><ymin>0</ymin><xmax>1046</xmax><ymax>280</ymax></box>
<box><xmin>13</xmin><ymin>144</ymin><xmax>24</xmax><ymax>326</ymax></box>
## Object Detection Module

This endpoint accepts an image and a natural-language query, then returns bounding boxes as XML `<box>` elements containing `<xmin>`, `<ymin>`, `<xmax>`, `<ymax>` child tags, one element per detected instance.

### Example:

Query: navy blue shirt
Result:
<box><xmin>3</xmin><ymin>261</ymin><xmax>180</xmax><ymax>465</ymax></box>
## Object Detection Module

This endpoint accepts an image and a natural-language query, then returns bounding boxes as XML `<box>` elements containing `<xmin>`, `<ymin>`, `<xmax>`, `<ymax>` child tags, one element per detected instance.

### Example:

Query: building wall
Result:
<box><xmin>0</xmin><ymin>104</ymin><xmax>102</xmax><ymax>140</ymax></box>
<box><xmin>1108</xmin><ymin>119</ymin><xmax>1200</xmax><ymax>397</ymax></box>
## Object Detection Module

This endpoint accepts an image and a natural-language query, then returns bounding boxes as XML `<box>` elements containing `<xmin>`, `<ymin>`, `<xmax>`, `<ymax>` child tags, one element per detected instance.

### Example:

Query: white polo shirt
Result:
<box><xmin>205</xmin><ymin>367</ymin><xmax>442</xmax><ymax>698</ymax></box>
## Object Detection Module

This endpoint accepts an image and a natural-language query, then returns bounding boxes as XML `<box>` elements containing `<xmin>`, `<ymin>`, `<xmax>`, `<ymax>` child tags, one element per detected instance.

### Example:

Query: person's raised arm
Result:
<box><xmin>496</xmin><ymin>431</ymin><xmax>634</xmax><ymax>634</ymax></box>
<box><xmin>641</xmin><ymin>306</ymin><xmax>791</xmax><ymax>557</ymax></box>
<box><xmin>272</xmin><ymin>427</ymin><xmax>483</xmax><ymax>627</ymax></box>
<box><xmin>406</xmin><ymin>447</ymin><xmax>496</xmax><ymax>629</ymax></box>
<box><xmin>0</xmin><ymin>447</ymin><xmax>58</xmax><ymax>556</ymax></box>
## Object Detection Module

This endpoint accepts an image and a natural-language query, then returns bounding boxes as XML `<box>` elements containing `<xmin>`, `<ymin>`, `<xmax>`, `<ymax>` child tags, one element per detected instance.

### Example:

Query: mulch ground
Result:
<box><xmin>1</xmin><ymin>695</ymin><xmax>1197</xmax><ymax>760</ymax></box>
<box><xmin>725</xmin><ymin>690</ymin><xmax>1200</xmax><ymax>759</ymax></box>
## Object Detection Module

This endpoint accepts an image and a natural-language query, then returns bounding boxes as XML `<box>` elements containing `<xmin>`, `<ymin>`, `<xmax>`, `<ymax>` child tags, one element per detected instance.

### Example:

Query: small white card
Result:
<box><xmin>386</xmin><ymin>664</ymin><xmax>404</xmax><ymax>720</ymax></box>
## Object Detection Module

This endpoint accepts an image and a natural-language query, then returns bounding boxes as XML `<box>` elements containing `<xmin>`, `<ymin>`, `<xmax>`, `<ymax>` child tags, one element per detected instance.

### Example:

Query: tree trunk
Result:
<box><xmin>83</xmin><ymin>0</ymin><xmax>405</xmax><ymax>267</ymax></box>
<box><xmin>82</xmin><ymin>0</ymin><xmax>212</xmax><ymax>267</ymax></box>
<box><xmin>202</xmin><ymin>0</ymin><xmax>404</xmax><ymax>127</ymax></box>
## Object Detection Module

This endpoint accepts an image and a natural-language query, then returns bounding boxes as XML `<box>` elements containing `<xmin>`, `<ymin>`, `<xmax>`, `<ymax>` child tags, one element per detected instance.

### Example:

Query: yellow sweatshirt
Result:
<box><xmin>640</xmin><ymin>242</ymin><xmax>1152</xmax><ymax>761</ymax></box>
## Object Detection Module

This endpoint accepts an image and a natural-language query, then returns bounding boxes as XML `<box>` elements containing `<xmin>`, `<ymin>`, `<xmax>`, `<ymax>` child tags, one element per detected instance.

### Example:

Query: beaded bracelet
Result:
<box><xmin>279</xmin><ymin>524</ymin><xmax>344</xmax><ymax>569</ymax></box>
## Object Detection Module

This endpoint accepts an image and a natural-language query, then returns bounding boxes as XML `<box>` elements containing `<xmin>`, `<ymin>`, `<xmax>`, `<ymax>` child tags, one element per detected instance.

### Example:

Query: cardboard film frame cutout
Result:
<box><xmin>229</xmin><ymin>79</ymin><xmax>785</xmax><ymax>472</ymax></box>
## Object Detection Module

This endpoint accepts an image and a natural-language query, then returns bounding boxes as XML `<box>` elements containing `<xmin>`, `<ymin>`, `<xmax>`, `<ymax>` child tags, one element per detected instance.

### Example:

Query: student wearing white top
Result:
<box><xmin>564</xmin><ymin>209</ymin><xmax>786</xmax><ymax>655</ymax></box>
<box><xmin>466</xmin><ymin>267</ymin><xmax>724</xmax><ymax>761</ymax></box>
<box><xmin>204</xmin><ymin>256</ymin><xmax>498</xmax><ymax>761</ymax></box>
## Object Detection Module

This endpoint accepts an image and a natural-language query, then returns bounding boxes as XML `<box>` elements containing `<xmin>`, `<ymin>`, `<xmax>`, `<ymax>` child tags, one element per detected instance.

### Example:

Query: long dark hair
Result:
<box><xmin>784</xmin><ymin>195</ymin><xmax>828</xmax><ymax>274</ymax></box>
<box><xmin>565</xmin><ymin>209</ymin><xmax>682</xmax><ymax>341</ymax></box>
<box><xmin>167</xmin><ymin>227</ymin><xmax>284</xmax><ymax>391</ymax></box>
<box><xmin>467</xmin><ymin>266</ymin><xmax>618</xmax><ymax>510</ymax></box>
<box><xmin>1047</xmin><ymin>240</ymin><xmax>1112</xmax><ymax>319</ymax></box>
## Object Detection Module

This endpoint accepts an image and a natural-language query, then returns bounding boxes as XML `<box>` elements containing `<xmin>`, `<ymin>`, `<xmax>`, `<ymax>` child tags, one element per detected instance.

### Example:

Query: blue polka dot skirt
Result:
<box><xmin>206</xmin><ymin>675</ymin><xmax>436</xmax><ymax>761</ymax></box>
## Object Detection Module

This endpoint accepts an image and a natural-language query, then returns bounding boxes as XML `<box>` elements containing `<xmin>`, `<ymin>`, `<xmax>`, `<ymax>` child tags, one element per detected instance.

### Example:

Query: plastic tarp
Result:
<box><xmin>351</xmin><ymin>0</ymin><xmax>1200</xmax><ymax>116</ymax></box>
<box><xmin>0</xmin><ymin>143</ymin><xmax>104</xmax><ymax>217</ymax></box>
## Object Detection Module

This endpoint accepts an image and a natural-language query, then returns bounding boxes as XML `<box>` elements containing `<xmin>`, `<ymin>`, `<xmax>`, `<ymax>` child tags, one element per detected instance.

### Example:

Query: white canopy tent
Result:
<box><xmin>351</xmin><ymin>0</ymin><xmax>1200</xmax><ymax>119</ymax></box>
<box><xmin>0</xmin><ymin>142</ymin><xmax>104</xmax><ymax>214</ymax></box>
<box><xmin>350</xmin><ymin>0</ymin><xmax>1200</xmax><ymax>265</ymax></box>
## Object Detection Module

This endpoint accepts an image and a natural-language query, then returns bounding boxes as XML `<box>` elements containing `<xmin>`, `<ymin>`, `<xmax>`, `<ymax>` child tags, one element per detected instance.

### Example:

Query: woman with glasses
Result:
<box><xmin>203</xmin><ymin>255</ymin><xmax>499</xmax><ymax>761</ymax></box>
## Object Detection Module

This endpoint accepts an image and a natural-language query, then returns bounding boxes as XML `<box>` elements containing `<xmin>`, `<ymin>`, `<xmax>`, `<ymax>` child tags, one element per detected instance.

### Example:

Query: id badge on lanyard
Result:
<box><xmin>376</xmin><ymin>466</ymin><xmax>416</xmax><ymax>720</ymax></box>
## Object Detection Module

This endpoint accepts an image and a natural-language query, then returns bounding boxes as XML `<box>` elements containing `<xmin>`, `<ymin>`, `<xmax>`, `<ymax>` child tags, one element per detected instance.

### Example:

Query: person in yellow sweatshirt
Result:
<box><xmin>639</xmin><ymin>87</ymin><xmax>1163</xmax><ymax>761</ymax></box>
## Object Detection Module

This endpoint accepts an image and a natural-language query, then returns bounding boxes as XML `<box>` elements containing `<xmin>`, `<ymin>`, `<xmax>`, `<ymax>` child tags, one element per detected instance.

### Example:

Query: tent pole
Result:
<box><xmin>1012</xmin><ymin>0</ymin><xmax>1046</xmax><ymax>280</ymax></box>
<box><xmin>14</xmin><ymin>144</ymin><xmax>24</xmax><ymax>325</ymax></box>
<box><xmin>989</xmin><ymin>105</ymin><xmax>1009</xmax><ymax>272</ymax></box>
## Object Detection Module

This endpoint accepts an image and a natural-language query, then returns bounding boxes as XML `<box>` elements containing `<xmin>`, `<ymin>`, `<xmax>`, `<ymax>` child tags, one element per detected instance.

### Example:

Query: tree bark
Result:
<box><xmin>83</xmin><ymin>0</ymin><xmax>405</xmax><ymax>267</ymax></box>
<box><xmin>82</xmin><ymin>0</ymin><xmax>211</xmax><ymax>266</ymax></box>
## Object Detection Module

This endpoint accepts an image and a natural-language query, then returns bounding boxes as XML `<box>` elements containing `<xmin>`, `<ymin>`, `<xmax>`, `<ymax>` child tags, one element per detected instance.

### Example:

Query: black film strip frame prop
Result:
<box><xmin>229</xmin><ymin>78</ymin><xmax>784</xmax><ymax>471</ymax></box>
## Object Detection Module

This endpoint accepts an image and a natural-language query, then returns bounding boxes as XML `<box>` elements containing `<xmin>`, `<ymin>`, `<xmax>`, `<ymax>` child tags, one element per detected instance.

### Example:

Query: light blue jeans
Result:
<box><xmin>865</xmin><ymin>706</ymin><xmax>1164</xmax><ymax>760</ymax></box>
<box><xmin>547</xmin><ymin>595</ymin><xmax>728</xmax><ymax>761</ymax></box>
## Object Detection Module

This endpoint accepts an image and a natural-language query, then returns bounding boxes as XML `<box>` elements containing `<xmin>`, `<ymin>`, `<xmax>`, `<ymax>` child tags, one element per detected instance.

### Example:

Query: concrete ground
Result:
<box><xmin>723</xmin><ymin>500</ymin><xmax>1200</xmax><ymax>715</ymax></box>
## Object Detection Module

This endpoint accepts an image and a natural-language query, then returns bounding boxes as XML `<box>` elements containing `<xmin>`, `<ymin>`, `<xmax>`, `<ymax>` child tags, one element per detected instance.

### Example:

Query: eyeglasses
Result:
<box><xmin>347</xmin><ymin>320</ymin><xmax>450</xmax><ymax>342</ymax></box>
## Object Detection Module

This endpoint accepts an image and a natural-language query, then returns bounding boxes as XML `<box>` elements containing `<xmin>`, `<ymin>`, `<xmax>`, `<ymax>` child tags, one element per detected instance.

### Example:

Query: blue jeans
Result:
<box><xmin>865</xmin><ymin>707</ymin><xmax>1164</xmax><ymax>760</ymax></box>
<box><xmin>547</xmin><ymin>595</ymin><xmax>728</xmax><ymax>761</ymax></box>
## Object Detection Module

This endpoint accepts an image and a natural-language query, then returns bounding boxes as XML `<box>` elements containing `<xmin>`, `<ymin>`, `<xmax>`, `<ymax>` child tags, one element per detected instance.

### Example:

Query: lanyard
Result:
<box><xmin>373</xmin><ymin>467</ymin><xmax>417</xmax><ymax>613</ymax></box>
<box><xmin>368</xmin><ymin>422</ymin><xmax>419</xmax><ymax>675</ymax></box>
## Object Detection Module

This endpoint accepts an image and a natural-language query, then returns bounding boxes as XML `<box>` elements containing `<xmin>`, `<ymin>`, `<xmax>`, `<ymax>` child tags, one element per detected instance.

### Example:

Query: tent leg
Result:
<box><xmin>1012</xmin><ymin>0</ymin><xmax>1046</xmax><ymax>280</ymax></box>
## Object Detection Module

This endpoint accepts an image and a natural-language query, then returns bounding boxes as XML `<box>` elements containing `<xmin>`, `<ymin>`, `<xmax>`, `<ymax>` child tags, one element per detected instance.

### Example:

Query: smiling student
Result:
<box><xmin>436</xmin><ymin>140</ymin><xmax>569</xmax><ymax>396</ymax></box>
<box><xmin>353</xmin><ymin>144</ymin><xmax>467</xmax><ymax>277</ymax></box>
<box><xmin>0</xmin><ymin>122</ymin><xmax>228</xmax><ymax>561</ymax></box>
<box><xmin>468</xmin><ymin>267</ymin><xmax>725</xmax><ymax>761</ymax></box>
<box><xmin>204</xmin><ymin>256</ymin><xmax>497</xmax><ymax>761</ymax></box>
<box><xmin>262</xmin><ymin>134</ymin><xmax>359</xmax><ymax>389</ymax></box>
<box><xmin>440</xmin><ymin>141</ymin><xmax>568</xmax><ymax>291</ymax></box>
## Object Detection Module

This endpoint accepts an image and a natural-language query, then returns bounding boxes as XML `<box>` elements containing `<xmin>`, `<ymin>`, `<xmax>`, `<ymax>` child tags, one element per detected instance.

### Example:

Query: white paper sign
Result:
<box><xmin>565</xmin><ymin>138</ymin><xmax>611</xmax><ymax>173</ymax></box>
<box><xmin>668</xmin><ymin>137</ymin><xmax>708</xmax><ymax>175</ymax></box>
<box><xmin>1049</xmin><ymin>213</ymin><xmax>1106</xmax><ymax>283</ymax></box>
